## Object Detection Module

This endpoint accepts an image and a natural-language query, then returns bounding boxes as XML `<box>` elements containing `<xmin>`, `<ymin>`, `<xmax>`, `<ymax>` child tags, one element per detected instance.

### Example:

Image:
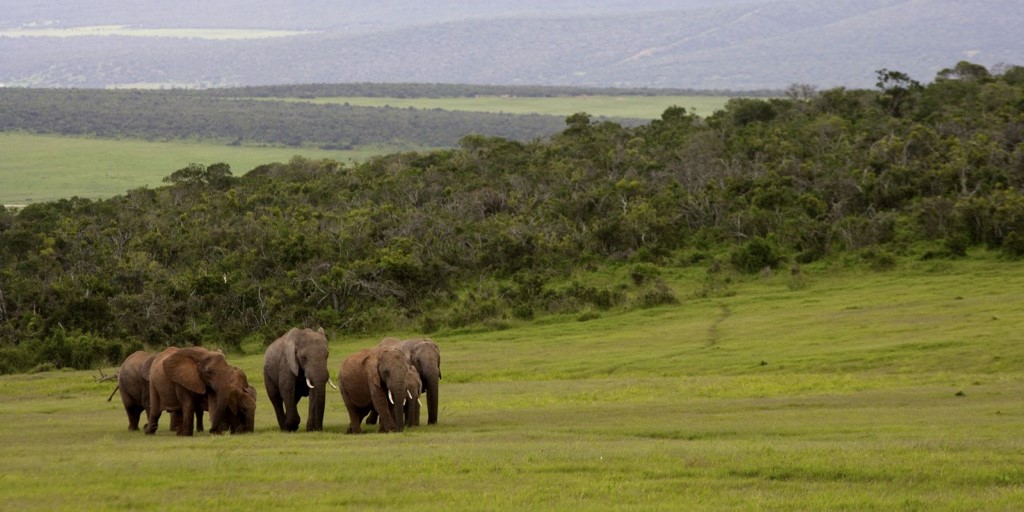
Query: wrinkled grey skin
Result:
<box><xmin>338</xmin><ymin>345</ymin><xmax>413</xmax><ymax>433</ymax></box>
<box><xmin>117</xmin><ymin>351</ymin><xmax>156</xmax><ymax>431</ymax></box>
<box><xmin>263</xmin><ymin>327</ymin><xmax>331</xmax><ymax>432</ymax></box>
<box><xmin>374</xmin><ymin>337</ymin><xmax>441</xmax><ymax>425</ymax></box>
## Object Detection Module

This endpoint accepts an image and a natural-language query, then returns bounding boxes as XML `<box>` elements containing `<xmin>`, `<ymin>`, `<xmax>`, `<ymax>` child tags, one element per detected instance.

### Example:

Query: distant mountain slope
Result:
<box><xmin>1</xmin><ymin>0</ymin><xmax>1020</xmax><ymax>89</ymax></box>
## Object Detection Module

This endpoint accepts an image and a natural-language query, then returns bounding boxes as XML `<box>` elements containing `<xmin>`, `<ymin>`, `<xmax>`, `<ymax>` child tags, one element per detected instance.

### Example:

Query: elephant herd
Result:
<box><xmin>114</xmin><ymin>327</ymin><xmax>441</xmax><ymax>436</ymax></box>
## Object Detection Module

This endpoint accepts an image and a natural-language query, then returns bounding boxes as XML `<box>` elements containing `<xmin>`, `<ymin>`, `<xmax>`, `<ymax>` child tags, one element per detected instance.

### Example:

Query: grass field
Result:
<box><xmin>290</xmin><ymin>95</ymin><xmax>732</xmax><ymax>119</ymax></box>
<box><xmin>0</xmin><ymin>133</ymin><xmax>393</xmax><ymax>206</ymax></box>
<box><xmin>2</xmin><ymin>253</ymin><xmax>1023</xmax><ymax>510</ymax></box>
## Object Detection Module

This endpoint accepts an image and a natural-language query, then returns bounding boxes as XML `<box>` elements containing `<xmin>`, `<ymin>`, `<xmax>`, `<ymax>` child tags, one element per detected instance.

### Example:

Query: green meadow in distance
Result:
<box><xmin>288</xmin><ymin>95</ymin><xmax>732</xmax><ymax>119</ymax></box>
<box><xmin>0</xmin><ymin>133</ymin><xmax>399</xmax><ymax>206</ymax></box>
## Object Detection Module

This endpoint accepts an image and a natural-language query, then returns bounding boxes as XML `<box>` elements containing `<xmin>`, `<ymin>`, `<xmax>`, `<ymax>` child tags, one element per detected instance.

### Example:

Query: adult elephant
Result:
<box><xmin>263</xmin><ymin>327</ymin><xmax>334</xmax><ymax>432</ymax></box>
<box><xmin>116</xmin><ymin>350</ymin><xmax>156</xmax><ymax>431</ymax></box>
<box><xmin>145</xmin><ymin>346</ymin><xmax>239</xmax><ymax>436</ymax></box>
<box><xmin>379</xmin><ymin>337</ymin><xmax>441</xmax><ymax>425</ymax></box>
<box><xmin>338</xmin><ymin>345</ymin><xmax>414</xmax><ymax>433</ymax></box>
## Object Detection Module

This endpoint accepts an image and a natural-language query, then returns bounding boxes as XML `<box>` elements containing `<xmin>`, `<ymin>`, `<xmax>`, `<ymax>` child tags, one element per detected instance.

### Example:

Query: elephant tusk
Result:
<box><xmin>407</xmin><ymin>390</ymin><xmax>413</xmax><ymax>400</ymax></box>
<box><xmin>328</xmin><ymin>378</ymin><xmax>338</xmax><ymax>390</ymax></box>
<box><xmin>388</xmin><ymin>390</ymin><xmax>394</xmax><ymax>405</ymax></box>
<box><xmin>306</xmin><ymin>377</ymin><xmax>314</xmax><ymax>389</ymax></box>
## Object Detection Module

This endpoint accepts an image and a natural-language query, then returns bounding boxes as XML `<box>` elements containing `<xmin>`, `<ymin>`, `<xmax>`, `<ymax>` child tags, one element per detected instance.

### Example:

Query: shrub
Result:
<box><xmin>730</xmin><ymin>236</ymin><xmax>784</xmax><ymax>274</ymax></box>
<box><xmin>1002</xmin><ymin>231</ymin><xmax>1024</xmax><ymax>258</ymax></box>
<box><xmin>635</xmin><ymin>279</ymin><xmax>679</xmax><ymax>308</ymax></box>
<box><xmin>629</xmin><ymin>263</ymin><xmax>661</xmax><ymax>286</ymax></box>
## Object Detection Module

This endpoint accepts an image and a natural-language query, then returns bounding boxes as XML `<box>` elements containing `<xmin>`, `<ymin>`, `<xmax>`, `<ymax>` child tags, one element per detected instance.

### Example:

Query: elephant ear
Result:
<box><xmin>164</xmin><ymin>350</ymin><xmax>206</xmax><ymax>395</ymax></box>
<box><xmin>284</xmin><ymin>334</ymin><xmax>300</xmax><ymax>377</ymax></box>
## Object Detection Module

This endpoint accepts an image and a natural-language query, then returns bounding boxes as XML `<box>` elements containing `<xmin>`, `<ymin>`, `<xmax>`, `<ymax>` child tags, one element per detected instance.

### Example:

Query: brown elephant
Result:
<box><xmin>338</xmin><ymin>345</ymin><xmax>414</xmax><ymax>433</ymax></box>
<box><xmin>263</xmin><ymin>327</ymin><xmax>335</xmax><ymax>432</ymax></box>
<box><xmin>369</xmin><ymin>363</ymin><xmax>422</xmax><ymax>428</ymax></box>
<box><xmin>206</xmin><ymin>366</ymin><xmax>257</xmax><ymax>434</ymax></box>
<box><xmin>403</xmin><ymin>365</ymin><xmax>422</xmax><ymax>428</ymax></box>
<box><xmin>144</xmin><ymin>347</ymin><xmax>241</xmax><ymax>436</ymax></box>
<box><xmin>116</xmin><ymin>350</ymin><xmax>156</xmax><ymax>431</ymax></box>
<box><xmin>117</xmin><ymin>350</ymin><xmax>211</xmax><ymax>433</ymax></box>
<box><xmin>376</xmin><ymin>337</ymin><xmax>441</xmax><ymax>425</ymax></box>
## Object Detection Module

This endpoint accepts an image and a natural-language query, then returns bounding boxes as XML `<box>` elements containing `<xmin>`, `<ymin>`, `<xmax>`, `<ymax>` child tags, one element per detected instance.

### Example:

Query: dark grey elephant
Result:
<box><xmin>338</xmin><ymin>345</ymin><xmax>414</xmax><ymax>433</ymax></box>
<box><xmin>145</xmin><ymin>347</ymin><xmax>240</xmax><ymax>436</ymax></box>
<box><xmin>116</xmin><ymin>350</ymin><xmax>156</xmax><ymax>431</ymax></box>
<box><xmin>377</xmin><ymin>337</ymin><xmax>441</xmax><ymax>425</ymax></box>
<box><xmin>263</xmin><ymin>327</ymin><xmax>335</xmax><ymax>432</ymax></box>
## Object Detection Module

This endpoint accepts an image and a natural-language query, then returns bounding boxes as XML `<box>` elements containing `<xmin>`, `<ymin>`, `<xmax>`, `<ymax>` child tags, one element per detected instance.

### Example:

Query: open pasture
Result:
<box><xmin>1</xmin><ymin>255</ymin><xmax>1023</xmax><ymax>510</ymax></box>
<box><xmin>290</xmin><ymin>95</ymin><xmax>732</xmax><ymax>120</ymax></box>
<box><xmin>0</xmin><ymin>133</ymin><xmax>388</xmax><ymax>205</ymax></box>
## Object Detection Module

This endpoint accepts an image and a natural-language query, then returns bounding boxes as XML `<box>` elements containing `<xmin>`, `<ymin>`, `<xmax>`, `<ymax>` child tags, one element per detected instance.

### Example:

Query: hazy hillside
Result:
<box><xmin>1</xmin><ymin>0</ymin><xmax>1021</xmax><ymax>89</ymax></box>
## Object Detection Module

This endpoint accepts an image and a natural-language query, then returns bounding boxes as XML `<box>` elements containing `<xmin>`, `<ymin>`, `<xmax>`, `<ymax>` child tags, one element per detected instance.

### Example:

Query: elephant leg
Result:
<box><xmin>178</xmin><ymin>404</ymin><xmax>195</xmax><ymax>437</ymax></box>
<box><xmin>344</xmin><ymin>404</ymin><xmax>365</xmax><ymax>434</ymax></box>
<box><xmin>144</xmin><ymin>409</ymin><xmax>161</xmax><ymax>435</ymax></box>
<box><xmin>126</xmin><ymin>405</ymin><xmax>144</xmax><ymax>431</ymax></box>
<box><xmin>266</xmin><ymin>382</ymin><xmax>288</xmax><ymax>431</ymax></box>
<box><xmin>144</xmin><ymin>387</ymin><xmax>161</xmax><ymax>435</ymax></box>
<box><xmin>170</xmin><ymin>411</ymin><xmax>182</xmax><ymax>432</ymax></box>
<box><xmin>366</xmin><ymin>410</ymin><xmax>378</xmax><ymax>425</ymax></box>
<box><xmin>284</xmin><ymin>382</ymin><xmax>303</xmax><ymax>431</ymax></box>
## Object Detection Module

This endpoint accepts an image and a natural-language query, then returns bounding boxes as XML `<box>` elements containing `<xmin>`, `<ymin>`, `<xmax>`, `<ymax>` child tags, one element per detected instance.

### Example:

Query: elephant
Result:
<box><xmin>144</xmin><ymin>346</ymin><xmax>240</xmax><ymax>436</ymax></box>
<box><xmin>205</xmin><ymin>365</ymin><xmax>257</xmax><ymax>434</ymax></box>
<box><xmin>376</xmin><ymin>337</ymin><xmax>441</xmax><ymax>425</ymax></box>
<box><xmin>403</xmin><ymin>365</ymin><xmax>422</xmax><ymax>428</ymax></box>
<box><xmin>368</xmin><ymin>362</ymin><xmax>422</xmax><ymax>428</ymax></box>
<box><xmin>116</xmin><ymin>350</ymin><xmax>156</xmax><ymax>431</ymax></box>
<box><xmin>263</xmin><ymin>327</ymin><xmax>335</xmax><ymax>432</ymax></box>
<box><xmin>116</xmin><ymin>350</ymin><xmax>212</xmax><ymax>433</ymax></box>
<box><xmin>338</xmin><ymin>345</ymin><xmax>415</xmax><ymax>433</ymax></box>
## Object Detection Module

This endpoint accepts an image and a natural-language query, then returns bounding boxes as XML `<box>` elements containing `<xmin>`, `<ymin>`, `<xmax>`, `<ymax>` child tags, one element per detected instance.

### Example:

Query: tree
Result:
<box><xmin>936</xmin><ymin>61</ymin><xmax>992</xmax><ymax>82</ymax></box>
<box><xmin>875</xmin><ymin>68</ymin><xmax>922</xmax><ymax>117</ymax></box>
<box><xmin>162</xmin><ymin>162</ymin><xmax>235</xmax><ymax>189</ymax></box>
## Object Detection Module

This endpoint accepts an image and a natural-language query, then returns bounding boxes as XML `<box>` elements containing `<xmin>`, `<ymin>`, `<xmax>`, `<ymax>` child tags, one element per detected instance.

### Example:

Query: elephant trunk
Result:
<box><xmin>307</xmin><ymin>386</ymin><xmax>325</xmax><ymax>431</ymax></box>
<box><xmin>425</xmin><ymin>374</ymin><xmax>439</xmax><ymax>425</ymax></box>
<box><xmin>305</xmin><ymin>370</ymin><xmax>327</xmax><ymax>431</ymax></box>
<box><xmin>391</xmin><ymin>392</ymin><xmax>405</xmax><ymax>433</ymax></box>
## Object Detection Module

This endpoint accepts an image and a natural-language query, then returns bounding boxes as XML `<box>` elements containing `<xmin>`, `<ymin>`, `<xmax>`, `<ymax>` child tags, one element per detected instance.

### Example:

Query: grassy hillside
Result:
<box><xmin>2</xmin><ymin>255</ymin><xmax>1022</xmax><ymax>510</ymax></box>
<box><xmin>0</xmin><ymin>133</ymin><xmax>400</xmax><ymax>205</ymax></box>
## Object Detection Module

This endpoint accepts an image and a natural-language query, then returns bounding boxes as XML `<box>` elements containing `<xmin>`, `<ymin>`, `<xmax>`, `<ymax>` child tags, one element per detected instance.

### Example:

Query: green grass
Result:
<box><xmin>0</xmin><ymin>133</ymin><xmax>396</xmax><ymax>205</ymax></box>
<box><xmin>2</xmin><ymin>254</ymin><xmax>1024</xmax><ymax>510</ymax></box>
<box><xmin>289</xmin><ymin>95</ymin><xmax>732</xmax><ymax>119</ymax></box>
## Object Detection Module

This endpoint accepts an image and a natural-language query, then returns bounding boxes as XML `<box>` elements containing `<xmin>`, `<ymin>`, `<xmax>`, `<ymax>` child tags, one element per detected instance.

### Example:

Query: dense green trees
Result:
<box><xmin>0</xmin><ymin>88</ymin><xmax>568</xmax><ymax>148</ymax></box>
<box><xmin>1</xmin><ymin>62</ymin><xmax>1022</xmax><ymax>373</ymax></box>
